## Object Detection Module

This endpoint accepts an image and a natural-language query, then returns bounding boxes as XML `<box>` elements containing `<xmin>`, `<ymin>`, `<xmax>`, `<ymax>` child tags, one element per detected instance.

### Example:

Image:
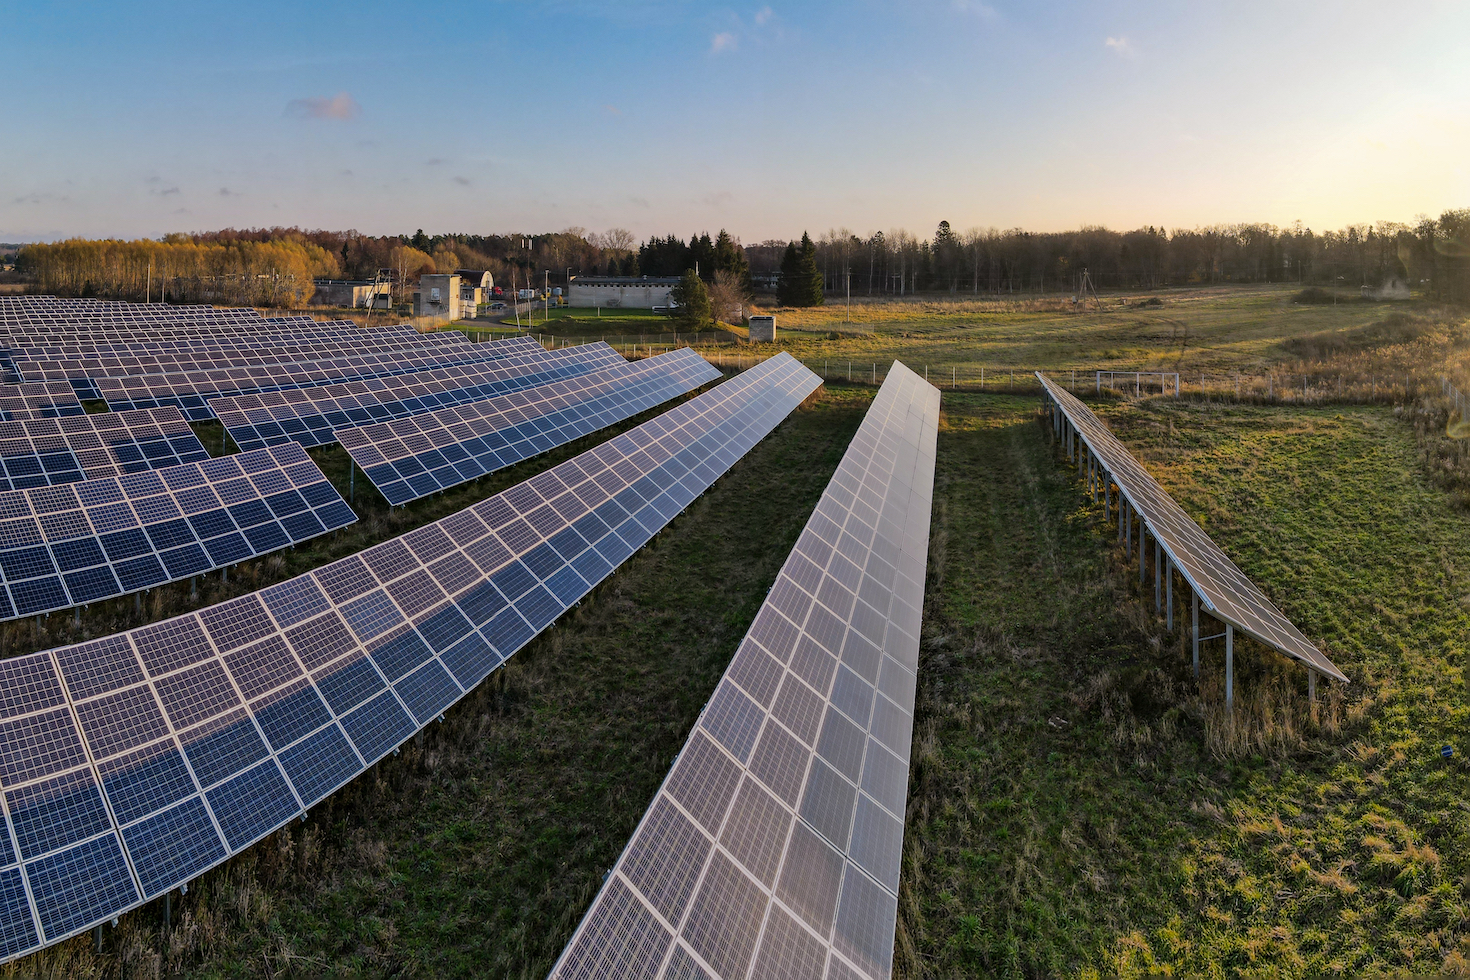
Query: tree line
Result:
<box><xmin>15</xmin><ymin>208</ymin><xmax>1469</xmax><ymax>308</ymax></box>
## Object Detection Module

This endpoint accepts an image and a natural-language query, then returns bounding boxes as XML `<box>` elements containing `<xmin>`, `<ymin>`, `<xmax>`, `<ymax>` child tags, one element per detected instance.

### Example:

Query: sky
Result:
<box><xmin>2</xmin><ymin>0</ymin><xmax>1467</xmax><ymax>244</ymax></box>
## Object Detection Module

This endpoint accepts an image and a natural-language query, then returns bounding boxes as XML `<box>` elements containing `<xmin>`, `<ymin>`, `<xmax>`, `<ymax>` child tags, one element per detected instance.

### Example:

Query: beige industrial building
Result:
<box><xmin>567</xmin><ymin>276</ymin><xmax>680</xmax><ymax>309</ymax></box>
<box><xmin>310</xmin><ymin>279</ymin><xmax>390</xmax><ymax>309</ymax></box>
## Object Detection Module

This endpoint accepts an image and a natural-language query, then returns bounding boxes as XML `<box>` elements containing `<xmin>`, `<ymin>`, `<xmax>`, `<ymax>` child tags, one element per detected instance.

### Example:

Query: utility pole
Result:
<box><xmin>845</xmin><ymin>266</ymin><xmax>850</xmax><ymax>325</ymax></box>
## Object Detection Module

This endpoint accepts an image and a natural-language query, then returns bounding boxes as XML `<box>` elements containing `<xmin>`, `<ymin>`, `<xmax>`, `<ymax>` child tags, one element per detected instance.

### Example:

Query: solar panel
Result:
<box><xmin>93</xmin><ymin>336</ymin><xmax>547</xmax><ymax>420</ymax></box>
<box><xmin>212</xmin><ymin>343</ymin><xmax>628</xmax><ymax>452</ymax></box>
<box><xmin>0</xmin><ymin>351</ymin><xmax>820</xmax><ymax>963</ymax></box>
<box><xmin>550</xmin><ymin>360</ymin><xmax>939</xmax><ymax>980</ymax></box>
<box><xmin>1035</xmin><ymin>372</ymin><xmax>1346</xmax><ymax>682</ymax></box>
<box><xmin>0</xmin><ymin>442</ymin><xmax>356</xmax><ymax>623</ymax></box>
<box><xmin>341</xmin><ymin>348</ymin><xmax>722</xmax><ymax>505</ymax></box>
<box><xmin>0</xmin><ymin>407</ymin><xmax>209</xmax><ymax>491</ymax></box>
<box><xmin>0</xmin><ymin>382</ymin><xmax>82</xmax><ymax>420</ymax></box>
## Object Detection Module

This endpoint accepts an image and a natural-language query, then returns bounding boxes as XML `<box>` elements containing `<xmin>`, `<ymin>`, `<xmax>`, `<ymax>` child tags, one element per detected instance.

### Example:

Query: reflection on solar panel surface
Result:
<box><xmin>0</xmin><ymin>442</ymin><xmax>356</xmax><ymax>623</ymax></box>
<box><xmin>94</xmin><ymin>336</ymin><xmax>546</xmax><ymax>421</ymax></box>
<box><xmin>1036</xmin><ymin>372</ymin><xmax>1345</xmax><ymax>682</ymax></box>
<box><xmin>552</xmin><ymin>360</ymin><xmax>939</xmax><ymax>980</ymax></box>
<box><xmin>212</xmin><ymin>343</ymin><xmax>627</xmax><ymax>451</ymax></box>
<box><xmin>341</xmin><ymin>347</ymin><xmax>721</xmax><ymax>505</ymax></box>
<box><xmin>0</xmin><ymin>407</ymin><xmax>208</xmax><ymax>491</ymax></box>
<box><xmin>0</xmin><ymin>352</ymin><xmax>819</xmax><ymax>963</ymax></box>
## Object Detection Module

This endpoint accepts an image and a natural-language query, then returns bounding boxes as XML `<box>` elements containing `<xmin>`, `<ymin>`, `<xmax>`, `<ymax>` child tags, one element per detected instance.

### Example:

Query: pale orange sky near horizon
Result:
<box><xmin>2</xmin><ymin>0</ymin><xmax>1466</xmax><ymax>243</ymax></box>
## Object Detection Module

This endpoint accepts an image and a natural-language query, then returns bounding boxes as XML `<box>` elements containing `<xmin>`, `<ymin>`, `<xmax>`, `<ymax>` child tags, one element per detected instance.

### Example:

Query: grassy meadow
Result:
<box><xmin>7</xmin><ymin>286</ymin><xmax>1470</xmax><ymax>978</ymax></box>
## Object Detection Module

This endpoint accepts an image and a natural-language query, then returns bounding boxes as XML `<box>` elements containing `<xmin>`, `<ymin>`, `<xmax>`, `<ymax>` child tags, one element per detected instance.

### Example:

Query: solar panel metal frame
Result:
<box><xmin>550</xmin><ymin>360</ymin><xmax>938</xmax><ymax>980</ymax></box>
<box><xmin>211</xmin><ymin>342</ymin><xmax>627</xmax><ymax>451</ymax></box>
<box><xmin>1036</xmin><ymin>371</ymin><xmax>1346</xmax><ymax>682</ymax></box>
<box><xmin>340</xmin><ymin>347</ymin><xmax>721</xmax><ymax>505</ymax></box>
<box><xmin>0</xmin><ymin>442</ymin><xmax>356</xmax><ymax>624</ymax></box>
<box><xmin>0</xmin><ymin>351</ymin><xmax>821</xmax><ymax>964</ymax></box>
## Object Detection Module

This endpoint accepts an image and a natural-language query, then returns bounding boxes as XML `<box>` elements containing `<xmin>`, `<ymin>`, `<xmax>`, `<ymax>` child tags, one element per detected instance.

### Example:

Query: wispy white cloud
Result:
<box><xmin>951</xmin><ymin>0</ymin><xmax>998</xmax><ymax>18</ymax></box>
<box><xmin>754</xmin><ymin>6</ymin><xmax>773</xmax><ymax>25</ymax></box>
<box><xmin>602</xmin><ymin>103</ymin><xmax>622</xmax><ymax>116</ymax></box>
<box><xmin>285</xmin><ymin>92</ymin><xmax>360</xmax><ymax>120</ymax></box>
<box><xmin>711</xmin><ymin>31</ymin><xmax>736</xmax><ymax>53</ymax></box>
<box><xmin>1105</xmin><ymin>35</ymin><xmax>1135</xmax><ymax>57</ymax></box>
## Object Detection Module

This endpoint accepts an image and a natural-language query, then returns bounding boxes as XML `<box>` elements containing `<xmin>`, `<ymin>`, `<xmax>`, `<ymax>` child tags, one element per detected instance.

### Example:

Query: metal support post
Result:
<box><xmin>1103</xmin><ymin>476</ymin><xmax>1110</xmax><ymax>520</ymax></box>
<box><xmin>1154</xmin><ymin>539</ymin><xmax>1161</xmax><ymax>610</ymax></box>
<box><xmin>1125</xmin><ymin>501</ymin><xmax>1130</xmax><ymax>549</ymax></box>
<box><xmin>1139</xmin><ymin>522</ymin><xmax>1146</xmax><ymax>583</ymax></box>
<box><xmin>1308</xmin><ymin>668</ymin><xmax>1317</xmax><ymax>703</ymax></box>
<box><xmin>95</xmin><ymin>924</ymin><xmax>102</xmax><ymax>953</ymax></box>
<box><xmin>1165</xmin><ymin>556</ymin><xmax>1173</xmax><ymax>630</ymax></box>
<box><xmin>1191</xmin><ymin>591</ymin><xmax>1200</xmax><ymax>679</ymax></box>
<box><xmin>1225</xmin><ymin>624</ymin><xmax>1234</xmax><ymax>713</ymax></box>
<box><xmin>165</xmin><ymin>891</ymin><xmax>171</xmax><ymax>928</ymax></box>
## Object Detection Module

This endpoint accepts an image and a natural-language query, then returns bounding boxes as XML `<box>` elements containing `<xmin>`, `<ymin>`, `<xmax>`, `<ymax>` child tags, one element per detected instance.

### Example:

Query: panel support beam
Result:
<box><xmin>1226</xmin><ymin>623</ymin><xmax>1234</xmax><ymax>713</ymax></box>
<box><xmin>1192</xmin><ymin>590</ymin><xmax>1200</xmax><ymax>680</ymax></box>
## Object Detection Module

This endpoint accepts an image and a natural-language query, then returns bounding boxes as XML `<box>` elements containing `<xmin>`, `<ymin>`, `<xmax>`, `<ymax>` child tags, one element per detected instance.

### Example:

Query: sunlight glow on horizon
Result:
<box><xmin>1</xmin><ymin>0</ymin><xmax>1466</xmax><ymax>243</ymax></box>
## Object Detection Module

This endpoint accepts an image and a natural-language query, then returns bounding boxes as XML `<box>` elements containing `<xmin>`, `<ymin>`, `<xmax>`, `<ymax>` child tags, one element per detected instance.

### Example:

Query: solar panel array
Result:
<box><xmin>0</xmin><ymin>383</ymin><xmax>82</xmax><ymax>420</ymax></box>
<box><xmin>0</xmin><ymin>407</ymin><xmax>208</xmax><ymax>491</ymax></box>
<box><xmin>212</xmin><ymin>343</ymin><xmax>627</xmax><ymax>451</ymax></box>
<box><xmin>551</xmin><ymin>361</ymin><xmax>938</xmax><ymax>980</ymax></box>
<box><xmin>1036</xmin><ymin>372</ymin><xmax>1346</xmax><ymax>682</ymax></box>
<box><xmin>0</xmin><ymin>352</ymin><xmax>821</xmax><ymax>963</ymax></box>
<box><xmin>341</xmin><ymin>348</ymin><xmax>721</xmax><ymax>505</ymax></box>
<box><xmin>13</xmin><ymin>326</ymin><xmax>465</xmax><ymax>390</ymax></box>
<box><xmin>93</xmin><ymin>335</ymin><xmax>546</xmax><ymax>420</ymax></box>
<box><xmin>0</xmin><ymin>442</ymin><xmax>356</xmax><ymax>623</ymax></box>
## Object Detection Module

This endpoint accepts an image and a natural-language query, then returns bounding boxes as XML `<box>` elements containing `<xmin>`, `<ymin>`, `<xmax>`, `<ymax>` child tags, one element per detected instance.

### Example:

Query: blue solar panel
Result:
<box><xmin>213</xmin><ymin>342</ymin><xmax>626</xmax><ymax>450</ymax></box>
<box><xmin>0</xmin><ymin>442</ymin><xmax>355</xmax><ymax>623</ymax></box>
<box><xmin>0</xmin><ymin>353</ymin><xmax>821</xmax><ymax>962</ymax></box>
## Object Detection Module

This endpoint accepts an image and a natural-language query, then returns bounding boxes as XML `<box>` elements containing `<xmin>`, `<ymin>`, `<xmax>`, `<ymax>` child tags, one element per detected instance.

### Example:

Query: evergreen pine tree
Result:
<box><xmin>789</xmin><ymin>232</ymin><xmax>824</xmax><ymax>307</ymax></box>
<box><xmin>714</xmin><ymin>229</ymin><xmax>753</xmax><ymax>295</ymax></box>
<box><xmin>777</xmin><ymin>241</ymin><xmax>802</xmax><ymax>306</ymax></box>
<box><xmin>671</xmin><ymin>269</ymin><xmax>711</xmax><ymax>328</ymax></box>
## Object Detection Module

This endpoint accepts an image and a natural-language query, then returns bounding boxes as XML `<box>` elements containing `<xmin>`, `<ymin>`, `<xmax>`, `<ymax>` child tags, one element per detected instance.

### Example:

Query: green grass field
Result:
<box><xmin>8</xmin><ymin>288</ymin><xmax>1470</xmax><ymax>978</ymax></box>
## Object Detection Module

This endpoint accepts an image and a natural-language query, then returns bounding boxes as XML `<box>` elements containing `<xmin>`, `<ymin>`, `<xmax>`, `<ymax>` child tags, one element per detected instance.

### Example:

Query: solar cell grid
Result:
<box><xmin>0</xmin><ymin>352</ymin><xmax>820</xmax><ymax>963</ymax></box>
<box><xmin>0</xmin><ymin>441</ymin><xmax>355</xmax><ymax>623</ymax></box>
<box><xmin>551</xmin><ymin>361</ymin><xmax>939</xmax><ymax>980</ymax></box>
<box><xmin>92</xmin><ymin>336</ymin><xmax>545</xmax><ymax>421</ymax></box>
<box><xmin>342</xmin><ymin>347</ymin><xmax>720</xmax><ymax>505</ymax></box>
<box><xmin>93</xmin><ymin>335</ymin><xmax>548</xmax><ymax>422</ymax></box>
<box><xmin>0</xmin><ymin>407</ymin><xmax>208</xmax><ymax>491</ymax></box>
<box><xmin>213</xmin><ymin>341</ymin><xmax>626</xmax><ymax>451</ymax></box>
<box><xmin>1035</xmin><ymin>372</ymin><xmax>1346</xmax><ymax>682</ymax></box>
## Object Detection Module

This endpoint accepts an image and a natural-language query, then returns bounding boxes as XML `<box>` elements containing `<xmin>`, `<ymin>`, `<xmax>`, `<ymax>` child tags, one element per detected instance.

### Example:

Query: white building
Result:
<box><xmin>567</xmin><ymin>276</ymin><xmax>680</xmax><ymax>310</ymax></box>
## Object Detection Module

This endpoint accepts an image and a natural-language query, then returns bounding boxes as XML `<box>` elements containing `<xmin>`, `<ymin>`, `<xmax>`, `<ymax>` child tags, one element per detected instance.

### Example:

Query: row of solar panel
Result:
<box><xmin>12</xmin><ymin>321</ymin><xmax>437</xmax><ymax>367</ymax></box>
<box><xmin>0</xmin><ymin>442</ymin><xmax>355</xmax><ymax>623</ymax></box>
<box><xmin>1036</xmin><ymin>373</ymin><xmax>1346</xmax><ymax>682</ymax></box>
<box><xmin>342</xmin><ymin>348</ymin><xmax>720</xmax><ymax>505</ymax></box>
<box><xmin>213</xmin><ymin>342</ymin><xmax>626</xmax><ymax>450</ymax></box>
<box><xmin>551</xmin><ymin>362</ymin><xmax>938</xmax><ymax>980</ymax></box>
<box><xmin>0</xmin><ymin>353</ymin><xmax>821</xmax><ymax>962</ymax></box>
<box><xmin>0</xmin><ymin>407</ymin><xmax>209</xmax><ymax>491</ymax></box>
<box><xmin>14</xmin><ymin>326</ymin><xmax>444</xmax><ymax>383</ymax></box>
<box><xmin>98</xmin><ymin>336</ymin><xmax>549</xmax><ymax>421</ymax></box>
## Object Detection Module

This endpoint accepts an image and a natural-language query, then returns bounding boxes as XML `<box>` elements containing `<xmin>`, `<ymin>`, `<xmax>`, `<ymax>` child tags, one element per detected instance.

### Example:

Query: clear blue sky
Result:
<box><xmin>2</xmin><ymin>0</ymin><xmax>1466</xmax><ymax>243</ymax></box>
